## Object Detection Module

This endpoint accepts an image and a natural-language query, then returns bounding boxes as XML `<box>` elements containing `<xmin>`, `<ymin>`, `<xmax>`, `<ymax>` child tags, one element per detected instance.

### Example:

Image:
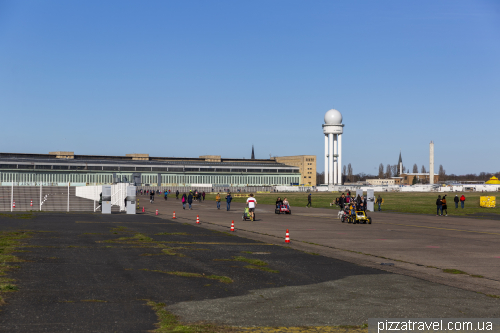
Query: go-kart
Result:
<box><xmin>275</xmin><ymin>204</ymin><xmax>291</xmax><ymax>214</ymax></box>
<box><xmin>353</xmin><ymin>211</ymin><xmax>372</xmax><ymax>224</ymax></box>
<box><xmin>341</xmin><ymin>210</ymin><xmax>353</xmax><ymax>223</ymax></box>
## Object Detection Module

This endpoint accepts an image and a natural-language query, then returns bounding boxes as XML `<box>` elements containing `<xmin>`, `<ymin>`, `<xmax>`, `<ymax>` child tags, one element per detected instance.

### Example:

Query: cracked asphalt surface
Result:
<box><xmin>0</xmin><ymin>212</ymin><xmax>499</xmax><ymax>332</ymax></box>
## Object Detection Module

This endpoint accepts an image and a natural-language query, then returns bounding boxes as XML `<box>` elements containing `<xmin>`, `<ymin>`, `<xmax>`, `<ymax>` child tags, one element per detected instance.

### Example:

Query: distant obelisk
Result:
<box><xmin>429</xmin><ymin>141</ymin><xmax>434</xmax><ymax>184</ymax></box>
<box><xmin>251</xmin><ymin>145</ymin><xmax>255</xmax><ymax>160</ymax></box>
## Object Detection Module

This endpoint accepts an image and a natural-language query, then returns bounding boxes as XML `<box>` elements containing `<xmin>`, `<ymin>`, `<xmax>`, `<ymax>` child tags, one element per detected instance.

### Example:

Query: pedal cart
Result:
<box><xmin>275</xmin><ymin>204</ymin><xmax>291</xmax><ymax>214</ymax></box>
<box><xmin>242</xmin><ymin>207</ymin><xmax>256</xmax><ymax>221</ymax></box>
<box><xmin>341</xmin><ymin>206</ymin><xmax>354</xmax><ymax>223</ymax></box>
<box><xmin>353</xmin><ymin>211</ymin><xmax>372</xmax><ymax>224</ymax></box>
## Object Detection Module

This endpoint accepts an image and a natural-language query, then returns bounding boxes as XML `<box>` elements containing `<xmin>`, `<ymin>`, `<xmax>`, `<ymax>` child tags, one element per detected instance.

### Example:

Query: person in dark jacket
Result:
<box><xmin>276</xmin><ymin>197</ymin><xmax>283</xmax><ymax>208</ymax></box>
<box><xmin>454</xmin><ymin>195</ymin><xmax>459</xmax><ymax>208</ymax></box>
<box><xmin>376</xmin><ymin>195</ymin><xmax>383</xmax><ymax>211</ymax></box>
<box><xmin>306</xmin><ymin>193</ymin><xmax>312</xmax><ymax>208</ymax></box>
<box><xmin>202</xmin><ymin>191</ymin><xmax>205</xmax><ymax>201</ymax></box>
<box><xmin>225</xmin><ymin>193</ymin><xmax>232</xmax><ymax>211</ymax></box>
<box><xmin>176</xmin><ymin>190</ymin><xmax>179</xmax><ymax>199</ymax></box>
<box><xmin>339</xmin><ymin>194</ymin><xmax>345</xmax><ymax>210</ymax></box>
<box><xmin>187</xmin><ymin>192</ymin><xmax>193</xmax><ymax>210</ymax></box>
<box><xmin>164</xmin><ymin>191</ymin><xmax>168</xmax><ymax>201</ymax></box>
<box><xmin>436</xmin><ymin>195</ymin><xmax>443</xmax><ymax>216</ymax></box>
<box><xmin>181</xmin><ymin>193</ymin><xmax>187</xmax><ymax>209</ymax></box>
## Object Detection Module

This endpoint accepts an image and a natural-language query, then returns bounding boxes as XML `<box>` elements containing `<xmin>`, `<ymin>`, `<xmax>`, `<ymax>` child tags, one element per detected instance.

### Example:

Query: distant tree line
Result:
<box><xmin>315</xmin><ymin>164</ymin><xmax>499</xmax><ymax>185</ymax></box>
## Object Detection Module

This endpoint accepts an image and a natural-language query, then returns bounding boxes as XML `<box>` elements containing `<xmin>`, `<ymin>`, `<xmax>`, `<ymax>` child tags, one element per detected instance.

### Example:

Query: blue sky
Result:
<box><xmin>1</xmin><ymin>0</ymin><xmax>499</xmax><ymax>175</ymax></box>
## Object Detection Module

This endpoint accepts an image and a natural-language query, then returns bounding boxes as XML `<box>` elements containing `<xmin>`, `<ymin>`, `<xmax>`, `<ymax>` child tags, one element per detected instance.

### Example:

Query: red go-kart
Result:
<box><xmin>275</xmin><ymin>204</ymin><xmax>291</xmax><ymax>214</ymax></box>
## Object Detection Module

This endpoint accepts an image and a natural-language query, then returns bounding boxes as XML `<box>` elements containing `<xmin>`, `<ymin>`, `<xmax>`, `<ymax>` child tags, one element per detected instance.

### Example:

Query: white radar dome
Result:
<box><xmin>324</xmin><ymin>109</ymin><xmax>342</xmax><ymax>125</ymax></box>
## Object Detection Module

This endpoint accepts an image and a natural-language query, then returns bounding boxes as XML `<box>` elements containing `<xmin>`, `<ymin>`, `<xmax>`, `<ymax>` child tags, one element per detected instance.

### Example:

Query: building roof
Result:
<box><xmin>485</xmin><ymin>176</ymin><xmax>500</xmax><ymax>184</ymax></box>
<box><xmin>0</xmin><ymin>152</ymin><xmax>299</xmax><ymax>170</ymax></box>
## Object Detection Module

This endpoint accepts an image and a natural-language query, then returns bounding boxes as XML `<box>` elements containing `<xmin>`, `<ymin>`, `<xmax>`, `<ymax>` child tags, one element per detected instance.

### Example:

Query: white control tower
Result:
<box><xmin>323</xmin><ymin>109</ymin><xmax>344</xmax><ymax>185</ymax></box>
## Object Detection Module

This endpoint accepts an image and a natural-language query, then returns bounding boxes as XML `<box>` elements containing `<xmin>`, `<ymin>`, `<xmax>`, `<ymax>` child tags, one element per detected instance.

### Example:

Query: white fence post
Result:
<box><xmin>11</xmin><ymin>182</ymin><xmax>13</xmax><ymax>212</ymax></box>
<box><xmin>67</xmin><ymin>182</ymin><xmax>70</xmax><ymax>212</ymax></box>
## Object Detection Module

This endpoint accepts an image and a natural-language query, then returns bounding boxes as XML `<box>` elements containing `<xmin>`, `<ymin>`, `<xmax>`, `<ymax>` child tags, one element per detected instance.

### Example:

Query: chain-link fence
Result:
<box><xmin>0</xmin><ymin>184</ymin><xmax>133</xmax><ymax>212</ymax></box>
<box><xmin>0</xmin><ymin>185</ymin><xmax>94</xmax><ymax>212</ymax></box>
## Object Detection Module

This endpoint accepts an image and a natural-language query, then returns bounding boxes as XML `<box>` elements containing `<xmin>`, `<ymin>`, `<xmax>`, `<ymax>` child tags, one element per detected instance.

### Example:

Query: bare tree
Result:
<box><xmin>413</xmin><ymin>163</ymin><xmax>418</xmax><ymax>173</ymax></box>
<box><xmin>343</xmin><ymin>165</ymin><xmax>346</xmax><ymax>176</ymax></box>
<box><xmin>347</xmin><ymin>163</ymin><xmax>353</xmax><ymax>181</ymax></box>
<box><xmin>402</xmin><ymin>166</ymin><xmax>407</xmax><ymax>173</ymax></box>
<box><xmin>385</xmin><ymin>164</ymin><xmax>392</xmax><ymax>178</ymax></box>
<box><xmin>421</xmin><ymin>165</ymin><xmax>426</xmax><ymax>173</ymax></box>
<box><xmin>316</xmin><ymin>172</ymin><xmax>324</xmax><ymax>185</ymax></box>
<box><xmin>391</xmin><ymin>165</ymin><xmax>398</xmax><ymax>177</ymax></box>
<box><xmin>378</xmin><ymin>163</ymin><xmax>384</xmax><ymax>178</ymax></box>
<box><xmin>439</xmin><ymin>164</ymin><xmax>446</xmax><ymax>181</ymax></box>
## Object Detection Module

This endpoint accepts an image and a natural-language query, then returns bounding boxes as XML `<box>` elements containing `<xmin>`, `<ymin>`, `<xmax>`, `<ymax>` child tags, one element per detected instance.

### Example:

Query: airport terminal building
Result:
<box><xmin>0</xmin><ymin>152</ymin><xmax>301</xmax><ymax>188</ymax></box>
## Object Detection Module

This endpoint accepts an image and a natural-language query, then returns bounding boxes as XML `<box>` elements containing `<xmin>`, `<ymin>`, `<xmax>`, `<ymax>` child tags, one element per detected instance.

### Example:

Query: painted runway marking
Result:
<box><xmin>76</xmin><ymin>221</ymin><xmax>177</xmax><ymax>224</ymax></box>
<box><xmin>381</xmin><ymin>222</ymin><xmax>500</xmax><ymax>236</ymax></box>
<box><xmin>286</xmin><ymin>214</ymin><xmax>500</xmax><ymax>236</ymax></box>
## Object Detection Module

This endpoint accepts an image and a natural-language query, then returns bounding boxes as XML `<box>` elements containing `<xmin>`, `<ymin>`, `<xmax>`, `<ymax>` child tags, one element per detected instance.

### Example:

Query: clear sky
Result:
<box><xmin>1</xmin><ymin>0</ymin><xmax>499</xmax><ymax>175</ymax></box>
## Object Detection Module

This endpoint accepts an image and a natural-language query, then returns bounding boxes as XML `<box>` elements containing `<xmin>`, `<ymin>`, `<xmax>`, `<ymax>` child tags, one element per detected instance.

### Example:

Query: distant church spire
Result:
<box><xmin>251</xmin><ymin>145</ymin><xmax>255</xmax><ymax>160</ymax></box>
<box><xmin>398</xmin><ymin>150</ymin><xmax>403</xmax><ymax>175</ymax></box>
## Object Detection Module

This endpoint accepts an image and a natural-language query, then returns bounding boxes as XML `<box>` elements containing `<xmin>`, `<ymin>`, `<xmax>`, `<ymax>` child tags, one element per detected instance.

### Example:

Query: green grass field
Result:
<box><xmin>205</xmin><ymin>191</ymin><xmax>500</xmax><ymax>217</ymax></box>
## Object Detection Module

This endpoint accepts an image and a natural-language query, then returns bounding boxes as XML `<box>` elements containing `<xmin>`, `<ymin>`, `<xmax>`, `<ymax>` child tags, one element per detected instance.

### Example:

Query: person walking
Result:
<box><xmin>306</xmin><ymin>193</ymin><xmax>312</xmax><ymax>208</ymax></box>
<box><xmin>246</xmin><ymin>193</ymin><xmax>257</xmax><ymax>221</ymax></box>
<box><xmin>181</xmin><ymin>193</ymin><xmax>187</xmax><ymax>209</ymax></box>
<box><xmin>176</xmin><ymin>190</ymin><xmax>179</xmax><ymax>200</ymax></box>
<box><xmin>339</xmin><ymin>193</ymin><xmax>345</xmax><ymax>211</ymax></box>
<box><xmin>164</xmin><ymin>191</ymin><xmax>168</xmax><ymax>201</ymax></box>
<box><xmin>454</xmin><ymin>195</ymin><xmax>459</xmax><ymax>208</ymax></box>
<box><xmin>436</xmin><ymin>195</ymin><xmax>443</xmax><ymax>216</ymax></box>
<box><xmin>187</xmin><ymin>192</ymin><xmax>193</xmax><ymax>210</ymax></box>
<box><xmin>225</xmin><ymin>193</ymin><xmax>232</xmax><ymax>211</ymax></box>
<box><xmin>460</xmin><ymin>194</ymin><xmax>466</xmax><ymax>208</ymax></box>
<box><xmin>150</xmin><ymin>190</ymin><xmax>155</xmax><ymax>203</ymax></box>
<box><xmin>442</xmin><ymin>195</ymin><xmax>448</xmax><ymax>216</ymax></box>
<box><xmin>215</xmin><ymin>193</ymin><xmax>221</xmax><ymax>209</ymax></box>
<box><xmin>376</xmin><ymin>195</ymin><xmax>383</xmax><ymax>211</ymax></box>
<box><xmin>202</xmin><ymin>191</ymin><xmax>205</xmax><ymax>201</ymax></box>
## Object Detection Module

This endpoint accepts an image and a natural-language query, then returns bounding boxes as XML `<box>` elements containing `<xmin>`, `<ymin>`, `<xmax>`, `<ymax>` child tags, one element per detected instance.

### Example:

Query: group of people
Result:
<box><xmin>215</xmin><ymin>192</ymin><xmax>233</xmax><ymax>211</ymax></box>
<box><xmin>436</xmin><ymin>194</ymin><xmax>466</xmax><ymax>216</ymax></box>
<box><xmin>275</xmin><ymin>197</ymin><xmax>290</xmax><ymax>209</ymax></box>
<box><xmin>180</xmin><ymin>190</ymin><xmax>207</xmax><ymax>210</ymax></box>
<box><xmin>335</xmin><ymin>193</ymin><xmax>368</xmax><ymax>212</ymax></box>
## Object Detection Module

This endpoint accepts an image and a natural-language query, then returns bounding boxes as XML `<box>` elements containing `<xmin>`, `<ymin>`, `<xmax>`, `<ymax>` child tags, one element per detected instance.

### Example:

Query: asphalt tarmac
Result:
<box><xmin>0</xmin><ymin>211</ymin><xmax>499</xmax><ymax>332</ymax></box>
<box><xmin>140</xmin><ymin>196</ymin><xmax>500</xmax><ymax>296</ymax></box>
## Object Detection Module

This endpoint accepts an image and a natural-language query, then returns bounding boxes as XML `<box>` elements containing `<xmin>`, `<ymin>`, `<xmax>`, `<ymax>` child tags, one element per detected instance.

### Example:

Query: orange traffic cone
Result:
<box><xmin>156</xmin><ymin>209</ymin><xmax>158</xmax><ymax>216</ymax></box>
<box><xmin>196</xmin><ymin>215</ymin><xmax>200</xmax><ymax>224</ymax></box>
<box><xmin>30</xmin><ymin>200</ymin><xmax>33</xmax><ymax>207</ymax></box>
<box><xmin>230</xmin><ymin>220</ymin><xmax>235</xmax><ymax>232</ymax></box>
<box><xmin>142</xmin><ymin>207</ymin><xmax>145</xmax><ymax>213</ymax></box>
<box><xmin>285</xmin><ymin>229</ymin><xmax>290</xmax><ymax>243</ymax></box>
<box><xmin>173</xmin><ymin>211</ymin><xmax>176</xmax><ymax>219</ymax></box>
<box><xmin>13</xmin><ymin>201</ymin><xmax>15</xmax><ymax>208</ymax></box>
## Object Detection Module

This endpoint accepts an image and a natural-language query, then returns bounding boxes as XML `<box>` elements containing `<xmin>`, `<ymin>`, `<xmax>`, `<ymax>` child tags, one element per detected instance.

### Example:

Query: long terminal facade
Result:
<box><xmin>0</xmin><ymin>152</ymin><xmax>301</xmax><ymax>187</ymax></box>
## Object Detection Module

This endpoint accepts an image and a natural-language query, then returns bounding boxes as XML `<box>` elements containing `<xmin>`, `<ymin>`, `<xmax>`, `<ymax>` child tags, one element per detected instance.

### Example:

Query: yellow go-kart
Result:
<box><xmin>353</xmin><ymin>211</ymin><xmax>372</xmax><ymax>224</ymax></box>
